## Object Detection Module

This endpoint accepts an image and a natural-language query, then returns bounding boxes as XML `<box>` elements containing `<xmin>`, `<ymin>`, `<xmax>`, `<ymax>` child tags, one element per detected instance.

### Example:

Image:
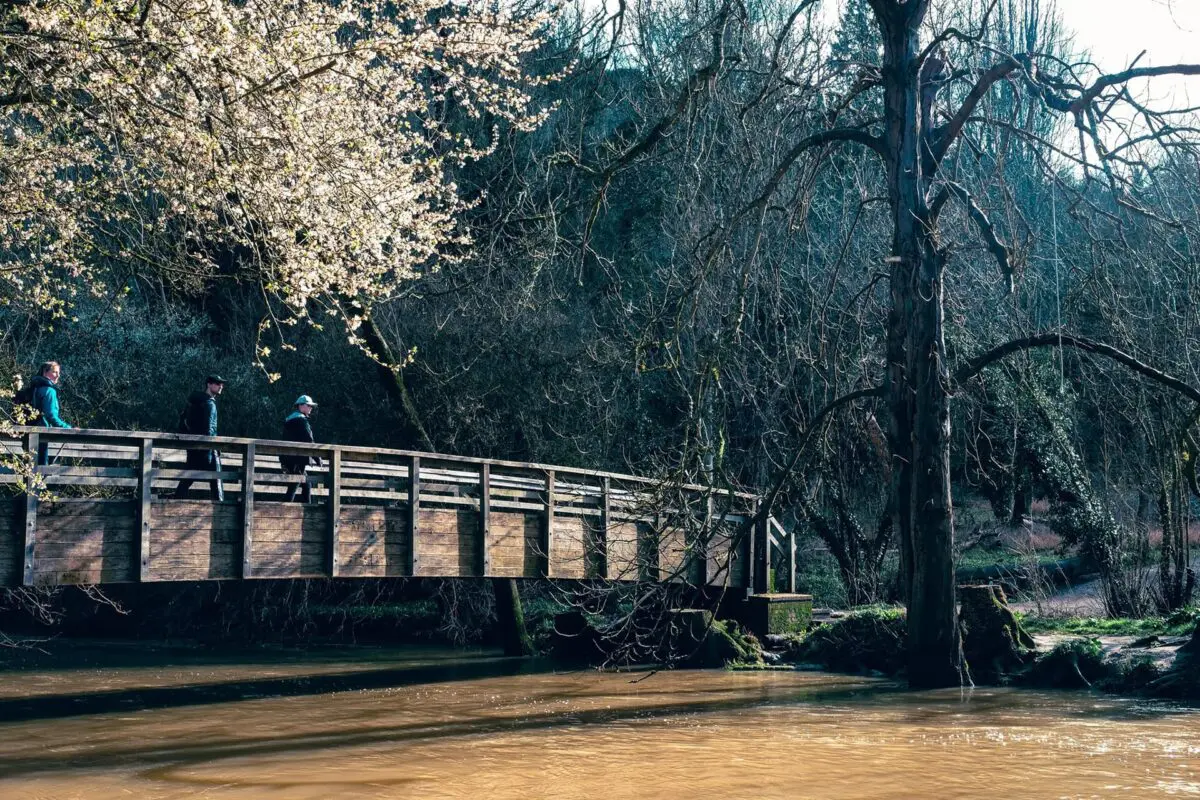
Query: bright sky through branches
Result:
<box><xmin>1044</xmin><ymin>0</ymin><xmax>1200</xmax><ymax>106</ymax></box>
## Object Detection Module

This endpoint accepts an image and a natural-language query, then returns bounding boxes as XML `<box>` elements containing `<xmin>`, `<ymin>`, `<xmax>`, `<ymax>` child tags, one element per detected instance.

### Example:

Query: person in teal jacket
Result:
<box><xmin>30</xmin><ymin>361</ymin><xmax>71</xmax><ymax>465</ymax></box>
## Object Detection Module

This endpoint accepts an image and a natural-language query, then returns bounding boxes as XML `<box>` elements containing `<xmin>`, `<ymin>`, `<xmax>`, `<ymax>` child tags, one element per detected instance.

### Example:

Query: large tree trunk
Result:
<box><xmin>887</xmin><ymin>306</ymin><xmax>914</xmax><ymax>607</ymax></box>
<box><xmin>875</xmin><ymin>0</ymin><xmax>962</xmax><ymax>688</ymax></box>
<box><xmin>1010</xmin><ymin>472</ymin><xmax>1031</xmax><ymax>527</ymax></box>
<box><xmin>905</xmin><ymin>245</ymin><xmax>960</xmax><ymax>687</ymax></box>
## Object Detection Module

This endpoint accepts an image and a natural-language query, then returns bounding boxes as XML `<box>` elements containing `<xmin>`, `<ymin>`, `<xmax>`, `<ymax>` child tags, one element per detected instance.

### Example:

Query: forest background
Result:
<box><xmin>3</xmin><ymin>0</ymin><xmax>1200</xmax><ymax>680</ymax></box>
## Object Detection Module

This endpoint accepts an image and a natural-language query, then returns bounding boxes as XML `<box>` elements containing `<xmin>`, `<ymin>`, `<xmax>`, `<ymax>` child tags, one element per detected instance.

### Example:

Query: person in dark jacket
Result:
<box><xmin>30</xmin><ymin>361</ymin><xmax>72</xmax><ymax>465</ymax></box>
<box><xmin>172</xmin><ymin>375</ymin><xmax>226</xmax><ymax>500</ymax></box>
<box><xmin>281</xmin><ymin>395</ymin><xmax>319</xmax><ymax>502</ymax></box>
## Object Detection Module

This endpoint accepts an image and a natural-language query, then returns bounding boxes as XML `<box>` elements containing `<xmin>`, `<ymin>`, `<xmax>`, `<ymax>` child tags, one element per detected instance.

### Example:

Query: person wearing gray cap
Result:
<box><xmin>172</xmin><ymin>375</ymin><xmax>226</xmax><ymax>500</ymax></box>
<box><xmin>281</xmin><ymin>394</ymin><xmax>320</xmax><ymax>503</ymax></box>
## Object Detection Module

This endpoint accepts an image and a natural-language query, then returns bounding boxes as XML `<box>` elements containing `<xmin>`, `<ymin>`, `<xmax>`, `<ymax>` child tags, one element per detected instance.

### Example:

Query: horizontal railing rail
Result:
<box><xmin>3</xmin><ymin>426</ymin><xmax>757</xmax><ymax>499</ymax></box>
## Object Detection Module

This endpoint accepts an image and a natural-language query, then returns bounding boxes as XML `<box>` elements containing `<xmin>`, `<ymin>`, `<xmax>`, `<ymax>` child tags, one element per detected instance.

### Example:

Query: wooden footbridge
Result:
<box><xmin>0</xmin><ymin>428</ymin><xmax>797</xmax><ymax>592</ymax></box>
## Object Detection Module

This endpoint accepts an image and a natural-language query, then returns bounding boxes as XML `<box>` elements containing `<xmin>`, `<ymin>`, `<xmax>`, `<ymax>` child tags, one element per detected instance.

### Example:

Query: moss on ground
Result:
<box><xmin>670</xmin><ymin>610</ymin><xmax>763</xmax><ymax>668</ymax></box>
<box><xmin>1019</xmin><ymin>637</ymin><xmax>1172</xmax><ymax>693</ymax></box>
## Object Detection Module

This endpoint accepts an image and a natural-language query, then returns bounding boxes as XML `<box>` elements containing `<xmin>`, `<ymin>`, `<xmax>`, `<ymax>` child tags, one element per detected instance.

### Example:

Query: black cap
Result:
<box><xmin>206</xmin><ymin>375</ymin><xmax>227</xmax><ymax>385</ymax></box>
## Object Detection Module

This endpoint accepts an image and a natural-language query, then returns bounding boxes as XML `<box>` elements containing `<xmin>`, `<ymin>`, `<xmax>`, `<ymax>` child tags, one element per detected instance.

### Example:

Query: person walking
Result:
<box><xmin>172</xmin><ymin>375</ymin><xmax>226</xmax><ymax>501</ymax></box>
<box><xmin>29</xmin><ymin>361</ymin><xmax>72</xmax><ymax>465</ymax></box>
<box><xmin>281</xmin><ymin>395</ymin><xmax>319</xmax><ymax>503</ymax></box>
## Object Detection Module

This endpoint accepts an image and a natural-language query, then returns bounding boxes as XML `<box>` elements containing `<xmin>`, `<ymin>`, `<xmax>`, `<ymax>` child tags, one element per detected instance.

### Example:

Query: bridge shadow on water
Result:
<box><xmin>0</xmin><ymin>650</ymin><xmax>537</xmax><ymax>724</ymax></box>
<box><xmin>0</xmin><ymin>673</ymin><xmax>904</xmax><ymax>782</ymax></box>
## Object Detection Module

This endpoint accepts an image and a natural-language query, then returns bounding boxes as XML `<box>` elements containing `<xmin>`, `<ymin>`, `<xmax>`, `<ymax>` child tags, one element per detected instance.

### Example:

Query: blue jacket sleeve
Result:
<box><xmin>206</xmin><ymin>399</ymin><xmax>218</xmax><ymax>437</ymax></box>
<box><xmin>39</xmin><ymin>386</ymin><xmax>72</xmax><ymax>428</ymax></box>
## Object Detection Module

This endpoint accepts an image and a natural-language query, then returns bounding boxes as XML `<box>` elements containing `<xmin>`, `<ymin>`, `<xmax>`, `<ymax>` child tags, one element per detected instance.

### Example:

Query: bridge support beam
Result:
<box><xmin>137</xmin><ymin>439</ymin><xmax>154</xmax><ymax>581</ymax></box>
<box><xmin>479</xmin><ymin>463</ymin><xmax>491</xmax><ymax>575</ymax></box>
<box><xmin>408</xmin><ymin>456</ymin><xmax>420</xmax><ymax>577</ymax></box>
<box><xmin>326</xmin><ymin>448</ymin><xmax>341</xmax><ymax>577</ymax></box>
<box><xmin>543</xmin><ymin>470</ymin><xmax>555</xmax><ymax>578</ymax></box>
<box><xmin>593</xmin><ymin>476</ymin><xmax>609</xmax><ymax>580</ymax></box>
<box><xmin>21</xmin><ymin>432</ymin><xmax>39</xmax><ymax>587</ymax></box>
<box><xmin>241</xmin><ymin>442</ymin><xmax>255</xmax><ymax>579</ymax></box>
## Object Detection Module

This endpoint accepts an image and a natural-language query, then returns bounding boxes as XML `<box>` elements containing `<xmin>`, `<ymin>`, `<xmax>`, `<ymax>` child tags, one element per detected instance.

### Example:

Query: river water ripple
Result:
<box><xmin>0</xmin><ymin>642</ymin><xmax>1196</xmax><ymax>798</ymax></box>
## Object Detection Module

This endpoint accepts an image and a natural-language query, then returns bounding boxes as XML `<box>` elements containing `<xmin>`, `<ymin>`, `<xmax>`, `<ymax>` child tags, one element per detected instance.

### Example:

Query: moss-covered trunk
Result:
<box><xmin>959</xmin><ymin>584</ymin><xmax>1035</xmax><ymax>684</ymax></box>
<box><xmin>492</xmin><ymin>578</ymin><xmax>534</xmax><ymax>657</ymax></box>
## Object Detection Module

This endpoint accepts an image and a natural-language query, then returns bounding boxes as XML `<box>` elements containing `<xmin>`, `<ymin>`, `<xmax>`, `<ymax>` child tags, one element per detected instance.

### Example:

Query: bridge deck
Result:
<box><xmin>0</xmin><ymin>429</ymin><xmax>789</xmax><ymax>590</ymax></box>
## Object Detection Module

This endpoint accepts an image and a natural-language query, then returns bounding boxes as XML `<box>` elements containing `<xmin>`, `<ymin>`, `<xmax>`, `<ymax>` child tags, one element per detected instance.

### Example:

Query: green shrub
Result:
<box><xmin>1165</xmin><ymin>607</ymin><xmax>1200</xmax><ymax>634</ymax></box>
<box><xmin>1023</xmin><ymin>638</ymin><xmax>1106</xmax><ymax>688</ymax></box>
<box><xmin>792</xmin><ymin>606</ymin><xmax>906</xmax><ymax>675</ymax></box>
<box><xmin>793</xmin><ymin>548</ymin><xmax>848</xmax><ymax>608</ymax></box>
<box><xmin>1097</xmin><ymin>652</ymin><xmax>1164</xmax><ymax>693</ymax></box>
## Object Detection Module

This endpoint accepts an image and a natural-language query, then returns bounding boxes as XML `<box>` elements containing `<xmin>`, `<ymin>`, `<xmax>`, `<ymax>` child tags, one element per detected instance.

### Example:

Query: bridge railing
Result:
<box><xmin>0</xmin><ymin>427</ymin><xmax>790</xmax><ymax>591</ymax></box>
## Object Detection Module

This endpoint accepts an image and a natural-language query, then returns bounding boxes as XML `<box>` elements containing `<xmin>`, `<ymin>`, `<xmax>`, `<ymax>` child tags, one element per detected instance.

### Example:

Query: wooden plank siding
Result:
<box><xmin>337</xmin><ymin>506</ymin><xmax>411</xmax><ymax>578</ymax></box>
<box><xmin>31</xmin><ymin>499</ymin><xmax>138</xmax><ymax>584</ymax></box>
<box><xmin>488</xmin><ymin>511</ymin><xmax>543</xmax><ymax>577</ymax></box>
<box><xmin>0</xmin><ymin>427</ymin><xmax>762</xmax><ymax>588</ymax></box>
<box><xmin>0</xmin><ymin>498</ymin><xmax>20</xmax><ymax>586</ymax></box>
<box><xmin>147</xmin><ymin>501</ymin><xmax>240</xmax><ymax>581</ymax></box>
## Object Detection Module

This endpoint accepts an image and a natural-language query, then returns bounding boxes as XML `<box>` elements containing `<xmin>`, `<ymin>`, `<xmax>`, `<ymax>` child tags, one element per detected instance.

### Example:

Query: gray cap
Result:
<box><xmin>294</xmin><ymin>395</ymin><xmax>317</xmax><ymax>407</ymax></box>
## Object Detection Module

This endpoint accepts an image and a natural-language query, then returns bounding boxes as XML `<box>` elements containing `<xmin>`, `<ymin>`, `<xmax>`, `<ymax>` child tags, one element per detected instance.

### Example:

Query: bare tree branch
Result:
<box><xmin>956</xmin><ymin>333</ymin><xmax>1200</xmax><ymax>405</ymax></box>
<box><xmin>941</xmin><ymin>180</ymin><xmax>1014</xmax><ymax>289</ymax></box>
<box><xmin>930</xmin><ymin>57</ymin><xmax>1022</xmax><ymax>169</ymax></box>
<box><xmin>1069</xmin><ymin>64</ymin><xmax>1200</xmax><ymax>114</ymax></box>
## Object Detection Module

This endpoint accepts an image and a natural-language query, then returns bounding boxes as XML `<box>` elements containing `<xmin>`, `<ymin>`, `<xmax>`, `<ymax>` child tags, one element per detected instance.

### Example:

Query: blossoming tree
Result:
<box><xmin>1</xmin><ymin>0</ymin><xmax>552</xmax><ymax>363</ymax></box>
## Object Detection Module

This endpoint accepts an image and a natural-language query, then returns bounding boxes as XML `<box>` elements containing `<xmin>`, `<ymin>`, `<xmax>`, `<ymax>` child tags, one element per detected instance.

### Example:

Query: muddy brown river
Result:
<box><xmin>0</xmin><ymin>642</ymin><xmax>1197</xmax><ymax>798</ymax></box>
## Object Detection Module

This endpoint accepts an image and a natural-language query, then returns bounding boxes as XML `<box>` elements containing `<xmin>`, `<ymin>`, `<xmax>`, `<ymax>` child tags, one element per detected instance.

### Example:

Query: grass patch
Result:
<box><xmin>956</xmin><ymin>549</ymin><xmax>1064</xmax><ymax>571</ymax></box>
<box><xmin>308</xmin><ymin>600</ymin><xmax>439</xmax><ymax>622</ymax></box>
<box><xmin>1019</xmin><ymin>607</ymin><xmax>1199</xmax><ymax>637</ymax></box>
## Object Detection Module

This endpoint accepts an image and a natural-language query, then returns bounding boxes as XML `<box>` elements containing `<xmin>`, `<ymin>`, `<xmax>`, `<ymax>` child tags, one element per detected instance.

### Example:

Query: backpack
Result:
<box><xmin>177</xmin><ymin>396</ymin><xmax>195</xmax><ymax>434</ymax></box>
<box><xmin>12</xmin><ymin>379</ymin><xmax>38</xmax><ymax>421</ymax></box>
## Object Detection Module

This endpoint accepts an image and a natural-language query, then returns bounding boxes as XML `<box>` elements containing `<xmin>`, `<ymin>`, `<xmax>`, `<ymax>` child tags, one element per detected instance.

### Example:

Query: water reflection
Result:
<box><xmin>0</xmin><ymin>643</ymin><xmax>1196</xmax><ymax>799</ymax></box>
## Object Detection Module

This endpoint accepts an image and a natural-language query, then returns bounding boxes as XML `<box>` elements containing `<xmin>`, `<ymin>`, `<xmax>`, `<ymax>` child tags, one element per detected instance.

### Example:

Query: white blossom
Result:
<box><xmin>0</xmin><ymin>0</ymin><xmax>555</xmax><ymax>341</ymax></box>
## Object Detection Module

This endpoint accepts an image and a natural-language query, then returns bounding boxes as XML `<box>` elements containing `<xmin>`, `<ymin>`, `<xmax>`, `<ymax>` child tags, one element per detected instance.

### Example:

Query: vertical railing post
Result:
<box><xmin>753</xmin><ymin>507</ymin><xmax>769</xmax><ymax>595</ymax></box>
<box><xmin>642</xmin><ymin>511</ymin><xmax>663</xmax><ymax>583</ymax></box>
<box><xmin>544</xmin><ymin>470</ymin><xmax>556</xmax><ymax>578</ymax></box>
<box><xmin>326</xmin><ymin>447</ymin><xmax>341</xmax><ymax>578</ymax></box>
<box><xmin>22</xmin><ymin>432</ymin><xmax>40</xmax><ymax>586</ymax></box>
<box><xmin>137</xmin><ymin>438</ymin><xmax>155</xmax><ymax>581</ymax></box>
<box><xmin>786</xmin><ymin>524</ymin><xmax>796</xmax><ymax>593</ymax></box>
<box><xmin>479</xmin><ymin>463</ymin><xmax>491</xmax><ymax>576</ymax></box>
<box><xmin>684</xmin><ymin>492</ymin><xmax>707</xmax><ymax>587</ymax></box>
<box><xmin>241</xmin><ymin>442</ymin><xmax>255</xmax><ymax>579</ymax></box>
<box><xmin>408</xmin><ymin>455</ymin><xmax>420</xmax><ymax>577</ymax></box>
<box><xmin>746</xmin><ymin>501</ymin><xmax>758</xmax><ymax>596</ymax></box>
<box><xmin>701</xmin><ymin>492</ymin><xmax>715</xmax><ymax>586</ymax></box>
<box><xmin>596</xmin><ymin>475</ymin><xmax>610</xmax><ymax>579</ymax></box>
